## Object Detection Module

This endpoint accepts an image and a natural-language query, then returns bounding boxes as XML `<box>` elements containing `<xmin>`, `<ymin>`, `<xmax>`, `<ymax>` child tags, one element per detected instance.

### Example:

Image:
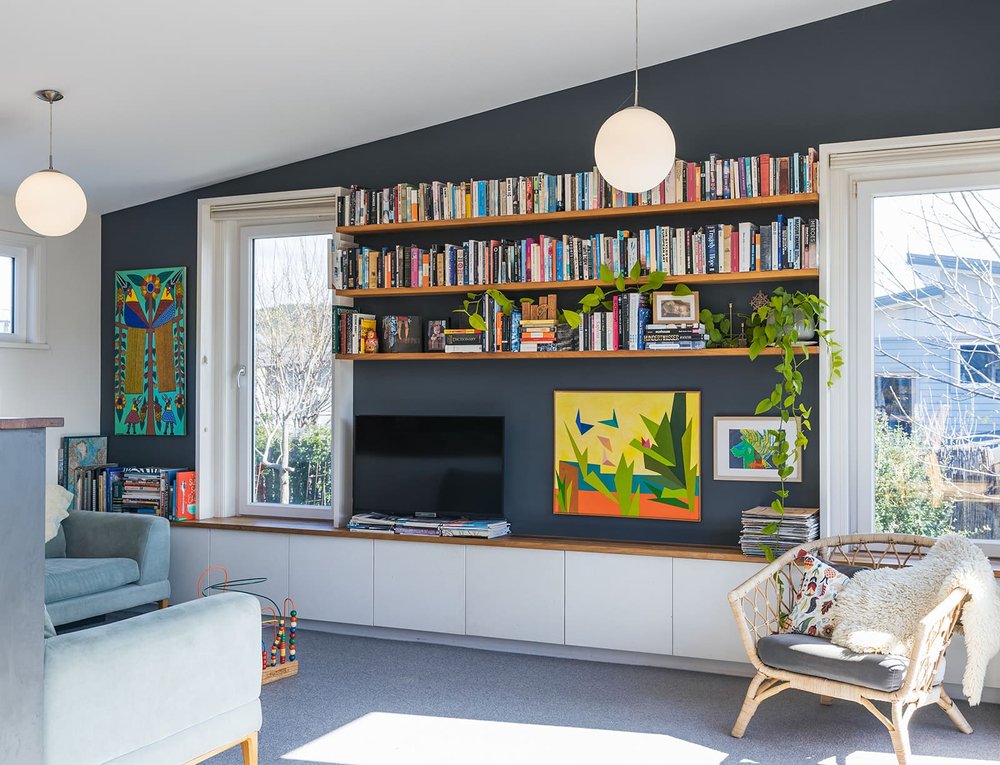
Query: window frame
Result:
<box><xmin>956</xmin><ymin>341</ymin><xmax>1000</xmax><ymax>386</ymax></box>
<box><xmin>821</xmin><ymin>127</ymin><xmax>1000</xmax><ymax>555</ymax></box>
<box><xmin>196</xmin><ymin>188</ymin><xmax>353</xmax><ymax>523</ymax></box>
<box><xmin>0</xmin><ymin>229</ymin><xmax>47</xmax><ymax>349</ymax></box>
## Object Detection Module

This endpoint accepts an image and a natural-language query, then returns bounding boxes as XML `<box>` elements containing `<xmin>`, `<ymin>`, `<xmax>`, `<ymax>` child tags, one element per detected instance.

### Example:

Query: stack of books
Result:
<box><xmin>519</xmin><ymin>318</ymin><xmax>557</xmax><ymax>352</ymax></box>
<box><xmin>347</xmin><ymin>513</ymin><xmax>398</xmax><ymax>533</ymax></box>
<box><xmin>120</xmin><ymin>467</ymin><xmax>185</xmax><ymax>516</ymax></box>
<box><xmin>578</xmin><ymin>293</ymin><xmax>651</xmax><ymax>351</ymax></box>
<box><xmin>444</xmin><ymin>329</ymin><xmax>484</xmax><ymax>353</ymax></box>
<box><xmin>394</xmin><ymin>517</ymin><xmax>449</xmax><ymax>536</ymax></box>
<box><xmin>441</xmin><ymin>519</ymin><xmax>511</xmax><ymax>539</ymax></box>
<box><xmin>643</xmin><ymin>323</ymin><xmax>708</xmax><ymax>350</ymax></box>
<box><xmin>739</xmin><ymin>506</ymin><xmax>820</xmax><ymax>558</ymax></box>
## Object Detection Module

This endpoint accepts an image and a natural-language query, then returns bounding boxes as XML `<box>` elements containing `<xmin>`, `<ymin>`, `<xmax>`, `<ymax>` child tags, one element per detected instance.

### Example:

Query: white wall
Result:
<box><xmin>0</xmin><ymin>193</ymin><xmax>101</xmax><ymax>482</ymax></box>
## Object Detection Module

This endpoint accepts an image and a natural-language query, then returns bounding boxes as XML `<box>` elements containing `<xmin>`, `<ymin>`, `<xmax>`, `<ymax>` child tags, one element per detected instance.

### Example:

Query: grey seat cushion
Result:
<box><xmin>45</xmin><ymin>558</ymin><xmax>140</xmax><ymax>603</ymax></box>
<box><xmin>757</xmin><ymin>633</ymin><xmax>945</xmax><ymax>692</ymax></box>
<box><xmin>45</xmin><ymin>526</ymin><xmax>67</xmax><ymax>558</ymax></box>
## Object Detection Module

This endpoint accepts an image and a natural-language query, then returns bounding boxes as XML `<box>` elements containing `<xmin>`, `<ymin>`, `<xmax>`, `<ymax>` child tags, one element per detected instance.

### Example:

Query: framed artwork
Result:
<box><xmin>424</xmin><ymin>319</ymin><xmax>448</xmax><ymax>352</ymax></box>
<box><xmin>113</xmin><ymin>267</ymin><xmax>187</xmax><ymax>436</ymax></box>
<box><xmin>652</xmin><ymin>290</ymin><xmax>700</xmax><ymax>324</ymax></box>
<box><xmin>553</xmin><ymin>390</ymin><xmax>701</xmax><ymax>521</ymax></box>
<box><xmin>381</xmin><ymin>315</ymin><xmax>422</xmax><ymax>353</ymax></box>
<box><xmin>713</xmin><ymin>416</ymin><xmax>802</xmax><ymax>482</ymax></box>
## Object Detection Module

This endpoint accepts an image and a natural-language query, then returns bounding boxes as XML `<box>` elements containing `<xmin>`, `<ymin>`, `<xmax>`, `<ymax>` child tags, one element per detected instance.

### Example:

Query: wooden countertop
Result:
<box><xmin>171</xmin><ymin>515</ymin><xmax>760</xmax><ymax>562</ymax></box>
<box><xmin>0</xmin><ymin>417</ymin><xmax>64</xmax><ymax>430</ymax></box>
<box><xmin>172</xmin><ymin>515</ymin><xmax>1000</xmax><ymax>575</ymax></box>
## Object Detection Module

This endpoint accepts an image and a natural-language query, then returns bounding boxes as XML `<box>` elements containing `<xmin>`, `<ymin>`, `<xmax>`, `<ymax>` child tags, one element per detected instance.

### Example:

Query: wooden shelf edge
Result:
<box><xmin>335</xmin><ymin>347</ymin><xmax>808</xmax><ymax>361</ymax></box>
<box><xmin>336</xmin><ymin>193</ymin><xmax>819</xmax><ymax>235</ymax></box>
<box><xmin>334</xmin><ymin>269</ymin><xmax>819</xmax><ymax>298</ymax></box>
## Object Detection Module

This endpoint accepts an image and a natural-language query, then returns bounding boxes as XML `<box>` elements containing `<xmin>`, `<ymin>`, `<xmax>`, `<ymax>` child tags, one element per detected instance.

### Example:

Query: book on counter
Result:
<box><xmin>739</xmin><ymin>505</ymin><xmax>819</xmax><ymax>557</ymax></box>
<box><xmin>441</xmin><ymin>519</ymin><xmax>511</xmax><ymax>539</ymax></box>
<box><xmin>346</xmin><ymin>513</ymin><xmax>510</xmax><ymax>539</ymax></box>
<box><xmin>347</xmin><ymin>512</ymin><xmax>399</xmax><ymax>533</ymax></box>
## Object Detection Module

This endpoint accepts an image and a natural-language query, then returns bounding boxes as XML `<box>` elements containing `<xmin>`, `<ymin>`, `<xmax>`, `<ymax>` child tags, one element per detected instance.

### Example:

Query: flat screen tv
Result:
<box><xmin>353</xmin><ymin>415</ymin><xmax>505</xmax><ymax>520</ymax></box>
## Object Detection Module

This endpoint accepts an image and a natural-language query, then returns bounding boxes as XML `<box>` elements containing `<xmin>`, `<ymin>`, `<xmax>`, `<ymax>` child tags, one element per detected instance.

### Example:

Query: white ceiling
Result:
<box><xmin>1</xmin><ymin>0</ymin><xmax>887</xmax><ymax>215</ymax></box>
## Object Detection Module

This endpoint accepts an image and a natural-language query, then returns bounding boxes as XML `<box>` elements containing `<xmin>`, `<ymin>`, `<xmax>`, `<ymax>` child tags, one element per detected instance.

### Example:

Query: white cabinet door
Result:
<box><xmin>289</xmin><ymin>536</ymin><xmax>374</xmax><ymax>626</ymax></box>
<box><xmin>672</xmin><ymin>558</ymin><xmax>763</xmax><ymax>662</ymax></box>
<box><xmin>168</xmin><ymin>526</ymin><xmax>211</xmax><ymax>605</ymax></box>
<box><xmin>466</xmin><ymin>547</ymin><xmax>564</xmax><ymax>644</ymax></box>
<box><xmin>374</xmin><ymin>541</ymin><xmax>465</xmax><ymax>634</ymax></box>
<box><xmin>209</xmin><ymin>529</ymin><xmax>290</xmax><ymax>611</ymax></box>
<box><xmin>565</xmin><ymin>552</ymin><xmax>672</xmax><ymax>655</ymax></box>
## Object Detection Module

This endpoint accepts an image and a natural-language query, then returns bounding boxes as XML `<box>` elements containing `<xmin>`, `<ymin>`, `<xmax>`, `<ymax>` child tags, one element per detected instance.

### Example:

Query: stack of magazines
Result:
<box><xmin>346</xmin><ymin>513</ymin><xmax>510</xmax><ymax>539</ymax></box>
<box><xmin>441</xmin><ymin>519</ymin><xmax>511</xmax><ymax>539</ymax></box>
<box><xmin>739</xmin><ymin>506</ymin><xmax>819</xmax><ymax>557</ymax></box>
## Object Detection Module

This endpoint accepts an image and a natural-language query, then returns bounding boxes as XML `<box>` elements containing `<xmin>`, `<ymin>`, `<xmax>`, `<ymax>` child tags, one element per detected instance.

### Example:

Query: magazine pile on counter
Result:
<box><xmin>348</xmin><ymin>513</ymin><xmax>510</xmax><ymax>539</ymax></box>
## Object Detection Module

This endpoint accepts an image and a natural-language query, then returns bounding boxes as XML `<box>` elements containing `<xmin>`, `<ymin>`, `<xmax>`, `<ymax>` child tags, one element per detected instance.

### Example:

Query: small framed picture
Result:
<box><xmin>652</xmin><ymin>291</ymin><xmax>700</xmax><ymax>325</ymax></box>
<box><xmin>424</xmin><ymin>319</ymin><xmax>448</xmax><ymax>352</ymax></box>
<box><xmin>714</xmin><ymin>416</ymin><xmax>802</xmax><ymax>482</ymax></box>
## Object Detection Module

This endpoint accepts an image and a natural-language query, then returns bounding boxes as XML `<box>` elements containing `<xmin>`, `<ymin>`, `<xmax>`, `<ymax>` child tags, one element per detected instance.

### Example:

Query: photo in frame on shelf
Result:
<box><xmin>652</xmin><ymin>290</ymin><xmax>700</xmax><ymax>325</ymax></box>
<box><xmin>424</xmin><ymin>319</ymin><xmax>448</xmax><ymax>352</ymax></box>
<box><xmin>380</xmin><ymin>315</ymin><xmax>422</xmax><ymax>353</ymax></box>
<box><xmin>713</xmin><ymin>416</ymin><xmax>802</xmax><ymax>482</ymax></box>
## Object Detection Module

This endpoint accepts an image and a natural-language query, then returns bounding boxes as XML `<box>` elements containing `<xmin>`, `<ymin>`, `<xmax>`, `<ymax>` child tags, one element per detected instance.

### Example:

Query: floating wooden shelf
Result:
<box><xmin>335</xmin><ymin>269</ymin><xmax>818</xmax><ymax>298</ymax></box>
<box><xmin>335</xmin><ymin>347</ymin><xmax>805</xmax><ymax>361</ymax></box>
<box><xmin>336</xmin><ymin>193</ymin><xmax>819</xmax><ymax>235</ymax></box>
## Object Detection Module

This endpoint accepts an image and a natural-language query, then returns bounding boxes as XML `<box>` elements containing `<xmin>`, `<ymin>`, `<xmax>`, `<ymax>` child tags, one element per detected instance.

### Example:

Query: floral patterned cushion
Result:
<box><xmin>788</xmin><ymin>550</ymin><xmax>850</xmax><ymax>638</ymax></box>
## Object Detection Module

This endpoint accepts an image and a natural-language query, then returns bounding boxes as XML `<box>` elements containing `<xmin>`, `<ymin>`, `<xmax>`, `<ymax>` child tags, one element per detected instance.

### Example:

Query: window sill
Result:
<box><xmin>0</xmin><ymin>340</ymin><xmax>49</xmax><ymax>351</ymax></box>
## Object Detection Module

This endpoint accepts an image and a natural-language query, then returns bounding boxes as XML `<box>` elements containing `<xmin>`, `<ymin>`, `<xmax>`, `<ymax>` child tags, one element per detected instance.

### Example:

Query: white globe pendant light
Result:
<box><xmin>15</xmin><ymin>90</ymin><xmax>87</xmax><ymax>237</ymax></box>
<box><xmin>594</xmin><ymin>0</ymin><xmax>676</xmax><ymax>193</ymax></box>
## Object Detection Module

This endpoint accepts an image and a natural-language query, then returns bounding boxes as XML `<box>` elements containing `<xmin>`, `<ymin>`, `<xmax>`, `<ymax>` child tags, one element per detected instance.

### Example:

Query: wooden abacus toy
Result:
<box><xmin>197</xmin><ymin>566</ymin><xmax>300</xmax><ymax>685</ymax></box>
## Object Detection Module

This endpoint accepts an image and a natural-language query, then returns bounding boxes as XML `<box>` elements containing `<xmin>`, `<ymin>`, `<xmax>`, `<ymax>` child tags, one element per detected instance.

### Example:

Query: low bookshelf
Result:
<box><xmin>336</xmin><ymin>192</ymin><xmax>819</xmax><ymax>235</ymax></box>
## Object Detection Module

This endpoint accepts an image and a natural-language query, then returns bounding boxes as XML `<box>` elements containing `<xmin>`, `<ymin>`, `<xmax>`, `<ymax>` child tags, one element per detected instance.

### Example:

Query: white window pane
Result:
<box><xmin>0</xmin><ymin>256</ymin><xmax>13</xmax><ymax>334</ymax></box>
<box><xmin>873</xmin><ymin>190</ymin><xmax>1000</xmax><ymax>540</ymax></box>
<box><xmin>251</xmin><ymin>234</ymin><xmax>332</xmax><ymax>507</ymax></box>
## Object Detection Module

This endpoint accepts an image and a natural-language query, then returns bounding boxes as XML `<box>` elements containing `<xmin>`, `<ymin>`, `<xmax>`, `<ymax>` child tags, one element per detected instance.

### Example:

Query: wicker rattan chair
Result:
<box><xmin>728</xmin><ymin>534</ymin><xmax>972</xmax><ymax>765</ymax></box>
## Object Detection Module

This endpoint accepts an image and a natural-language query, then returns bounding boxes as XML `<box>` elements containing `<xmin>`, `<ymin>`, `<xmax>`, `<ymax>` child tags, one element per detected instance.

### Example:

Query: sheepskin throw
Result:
<box><xmin>829</xmin><ymin>534</ymin><xmax>1000</xmax><ymax>705</ymax></box>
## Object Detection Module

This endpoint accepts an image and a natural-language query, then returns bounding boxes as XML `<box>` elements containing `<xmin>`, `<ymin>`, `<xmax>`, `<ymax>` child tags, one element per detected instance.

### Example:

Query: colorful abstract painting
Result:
<box><xmin>113</xmin><ymin>267</ymin><xmax>186</xmax><ymax>436</ymax></box>
<box><xmin>713</xmin><ymin>416</ymin><xmax>801</xmax><ymax>482</ymax></box>
<box><xmin>553</xmin><ymin>391</ymin><xmax>701</xmax><ymax>521</ymax></box>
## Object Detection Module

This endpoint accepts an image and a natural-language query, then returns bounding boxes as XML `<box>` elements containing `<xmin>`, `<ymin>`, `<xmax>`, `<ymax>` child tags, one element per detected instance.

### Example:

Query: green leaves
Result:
<box><xmin>629</xmin><ymin>260</ymin><xmax>642</xmax><ymax>281</ymax></box>
<box><xmin>600</xmin><ymin>264</ymin><xmax>614</xmax><ymax>283</ymax></box>
<box><xmin>672</xmin><ymin>283</ymin><xmax>693</xmax><ymax>297</ymax></box>
<box><xmin>468</xmin><ymin>313</ymin><xmax>486</xmax><ymax>331</ymax></box>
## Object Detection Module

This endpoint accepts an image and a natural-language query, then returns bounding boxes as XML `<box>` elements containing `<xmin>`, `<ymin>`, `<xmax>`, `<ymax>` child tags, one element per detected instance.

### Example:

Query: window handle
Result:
<box><xmin>236</xmin><ymin>364</ymin><xmax>246</xmax><ymax>389</ymax></box>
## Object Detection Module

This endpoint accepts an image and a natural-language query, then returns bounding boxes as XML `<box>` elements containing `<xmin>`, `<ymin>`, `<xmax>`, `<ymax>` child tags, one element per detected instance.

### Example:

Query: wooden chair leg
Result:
<box><xmin>937</xmin><ymin>689</ymin><xmax>973</xmax><ymax>734</ymax></box>
<box><xmin>731</xmin><ymin>672</ymin><xmax>767</xmax><ymax>738</ymax></box>
<box><xmin>819</xmin><ymin>694</ymin><xmax>833</xmax><ymax>706</ymax></box>
<box><xmin>241</xmin><ymin>731</ymin><xmax>258</xmax><ymax>765</ymax></box>
<box><xmin>157</xmin><ymin>598</ymin><xmax>169</xmax><ymax>609</ymax></box>
<box><xmin>889</xmin><ymin>702</ymin><xmax>912</xmax><ymax>765</ymax></box>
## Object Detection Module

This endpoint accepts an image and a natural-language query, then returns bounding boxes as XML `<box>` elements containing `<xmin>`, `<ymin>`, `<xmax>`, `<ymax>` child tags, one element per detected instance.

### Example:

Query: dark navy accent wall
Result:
<box><xmin>101</xmin><ymin>0</ymin><xmax>1000</xmax><ymax>544</ymax></box>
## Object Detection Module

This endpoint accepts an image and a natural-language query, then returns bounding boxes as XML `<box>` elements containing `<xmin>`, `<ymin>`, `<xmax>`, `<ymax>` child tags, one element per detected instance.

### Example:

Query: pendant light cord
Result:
<box><xmin>633</xmin><ymin>0</ymin><xmax>639</xmax><ymax>107</ymax></box>
<box><xmin>48</xmin><ymin>96</ymin><xmax>54</xmax><ymax>170</ymax></box>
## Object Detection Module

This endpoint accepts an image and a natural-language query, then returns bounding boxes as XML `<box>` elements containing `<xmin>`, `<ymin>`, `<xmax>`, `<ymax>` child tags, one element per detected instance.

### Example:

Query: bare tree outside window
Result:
<box><xmin>873</xmin><ymin>190</ymin><xmax>1000</xmax><ymax>539</ymax></box>
<box><xmin>252</xmin><ymin>235</ymin><xmax>332</xmax><ymax>507</ymax></box>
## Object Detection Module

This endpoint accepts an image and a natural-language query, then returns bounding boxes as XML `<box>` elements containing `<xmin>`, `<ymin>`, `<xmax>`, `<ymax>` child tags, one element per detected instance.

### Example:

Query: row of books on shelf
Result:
<box><xmin>332</xmin><ymin>216</ymin><xmax>819</xmax><ymax>290</ymax></box>
<box><xmin>57</xmin><ymin>435</ymin><xmax>197</xmax><ymax>520</ymax></box>
<box><xmin>348</xmin><ymin>513</ymin><xmax>511</xmax><ymax>539</ymax></box>
<box><xmin>739</xmin><ymin>505</ymin><xmax>819</xmax><ymax>558</ymax></box>
<box><xmin>336</xmin><ymin>149</ymin><xmax>818</xmax><ymax>226</ymax></box>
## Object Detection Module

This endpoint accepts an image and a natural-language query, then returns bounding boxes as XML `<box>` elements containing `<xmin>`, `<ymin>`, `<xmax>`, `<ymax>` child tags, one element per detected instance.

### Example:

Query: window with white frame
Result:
<box><xmin>0</xmin><ymin>232</ymin><xmax>45</xmax><ymax>346</ymax></box>
<box><xmin>195</xmin><ymin>188</ymin><xmax>353</xmax><ymax>523</ymax></box>
<box><xmin>238</xmin><ymin>225</ymin><xmax>334</xmax><ymax>517</ymax></box>
<box><xmin>822</xmin><ymin>130</ymin><xmax>1000</xmax><ymax>551</ymax></box>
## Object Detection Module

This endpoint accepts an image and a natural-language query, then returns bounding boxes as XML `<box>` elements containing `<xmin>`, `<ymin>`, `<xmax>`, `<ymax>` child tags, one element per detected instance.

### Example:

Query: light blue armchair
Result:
<box><xmin>44</xmin><ymin>592</ymin><xmax>262</xmax><ymax>765</ymax></box>
<box><xmin>45</xmin><ymin>511</ymin><xmax>171</xmax><ymax>626</ymax></box>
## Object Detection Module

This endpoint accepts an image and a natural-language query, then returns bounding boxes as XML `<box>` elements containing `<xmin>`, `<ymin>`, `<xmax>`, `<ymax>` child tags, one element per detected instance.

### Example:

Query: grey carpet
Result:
<box><xmin>207</xmin><ymin>629</ymin><xmax>1000</xmax><ymax>765</ymax></box>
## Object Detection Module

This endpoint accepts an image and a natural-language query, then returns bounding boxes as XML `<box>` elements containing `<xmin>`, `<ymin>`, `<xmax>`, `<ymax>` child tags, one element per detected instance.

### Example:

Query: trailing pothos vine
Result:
<box><xmin>746</xmin><ymin>287</ymin><xmax>843</xmax><ymax>560</ymax></box>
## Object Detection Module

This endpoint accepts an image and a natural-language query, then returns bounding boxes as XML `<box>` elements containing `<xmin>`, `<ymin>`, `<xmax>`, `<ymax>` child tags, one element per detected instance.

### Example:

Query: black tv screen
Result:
<box><xmin>353</xmin><ymin>415</ymin><xmax>505</xmax><ymax>519</ymax></box>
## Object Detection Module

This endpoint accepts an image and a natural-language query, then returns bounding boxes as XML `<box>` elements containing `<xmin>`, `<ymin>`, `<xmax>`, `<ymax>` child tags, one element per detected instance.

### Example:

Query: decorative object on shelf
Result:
<box><xmin>424</xmin><ymin>319</ymin><xmax>448</xmax><ymax>352</ymax></box>
<box><xmin>713</xmin><ymin>416</ymin><xmax>802</xmax><ymax>482</ymax></box>
<box><xmin>746</xmin><ymin>287</ymin><xmax>843</xmax><ymax>559</ymax></box>
<box><xmin>553</xmin><ymin>390</ymin><xmax>700</xmax><ymax>521</ymax></box>
<box><xmin>380</xmin><ymin>315</ymin><xmax>422</xmax><ymax>353</ymax></box>
<box><xmin>593</xmin><ymin>0</ymin><xmax>675</xmax><ymax>193</ymax></box>
<box><xmin>113</xmin><ymin>267</ymin><xmax>187</xmax><ymax>436</ymax></box>
<box><xmin>652</xmin><ymin>290</ymin><xmax>700</xmax><ymax>325</ymax></box>
<box><xmin>15</xmin><ymin>89</ymin><xmax>87</xmax><ymax>237</ymax></box>
<box><xmin>196</xmin><ymin>567</ymin><xmax>300</xmax><ymax>684</ymax></box>
<box><xmin>749</xmin><ymin>289</ymin><xmax>769</xmax><ymax>312</ymax></box>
